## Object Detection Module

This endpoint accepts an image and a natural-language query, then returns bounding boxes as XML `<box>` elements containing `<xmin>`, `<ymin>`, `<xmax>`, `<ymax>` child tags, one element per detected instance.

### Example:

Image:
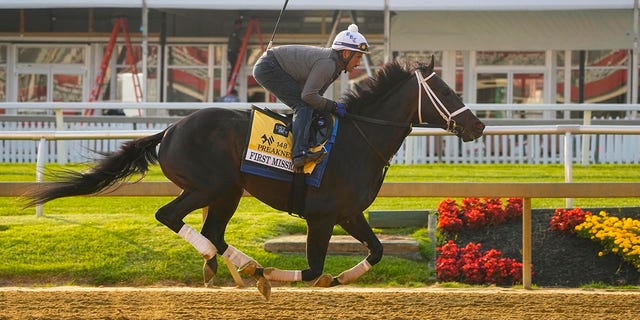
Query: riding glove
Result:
<box><xmin>334</xmin><ymin>102</ymin><xmax>347</xmax><ymax>117</ymax></box>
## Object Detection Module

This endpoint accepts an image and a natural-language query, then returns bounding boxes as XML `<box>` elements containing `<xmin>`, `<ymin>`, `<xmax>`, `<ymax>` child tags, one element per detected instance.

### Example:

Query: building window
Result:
<box><xmin>113</xmin><ymin>43</ymin><xmax>159</xmax><ymax>103</ymax></box>
<box><xmin>0</xmin><ymin>44</ymin><xmax>6</xmax><ymax>103</ymax></box>
<box><xmin>165</xmin><ymin>45</ymin><xmax>223</xmax><ymax>114</ymax></box>
<box><xmin>17</xmin><ymin>46</ymin><xmax>85</xmax><ymax>64</ymax></box>
<box><xmin>556</xmin><ymin>49</ymin><xmax>628</xmax><ymax>104</ymax></box>
<box><xmin>477</xmin><ymin>51</ymin><xmax>545</xmax><ymax>66</ymax></box>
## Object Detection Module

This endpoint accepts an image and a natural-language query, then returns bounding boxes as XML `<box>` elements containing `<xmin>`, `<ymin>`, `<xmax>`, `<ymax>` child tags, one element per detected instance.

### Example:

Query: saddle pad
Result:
<box><xmin>240</xmin><ymin>105</ymin><xmax>338</xmax><ymax>188</ymax></box>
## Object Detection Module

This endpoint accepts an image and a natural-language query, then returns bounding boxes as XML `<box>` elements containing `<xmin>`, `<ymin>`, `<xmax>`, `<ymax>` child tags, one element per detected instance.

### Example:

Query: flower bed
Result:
<box><xmin>436</xmin><ymin>198</ymin><xmax>640</xmax><ymax>286</ymax></box>
<box><xmin>437</xmin><ymin>240</ymin><xmax>523</xmax><ymax>285</ymax></box>
<box><xmin>576</xmin><ymin>211</ymin><xmax>640</xmax><ymax>269</ymax></box>
<box><xmin>437</xmin><ymin>197</ymin><xmax>522</xmax><ymax>235</ymax></box>
<box><xmin>436</xmin><ymin>197</ymin><xmax>526</xmax><ymax>285</ymax></box>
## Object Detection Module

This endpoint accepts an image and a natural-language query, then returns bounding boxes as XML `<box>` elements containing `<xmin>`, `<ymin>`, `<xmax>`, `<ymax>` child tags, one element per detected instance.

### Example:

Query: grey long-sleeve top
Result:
<box><xmin>272</xmin><ymin>45</ymin><xmax>344</xmax><ymax>113</ymax></box>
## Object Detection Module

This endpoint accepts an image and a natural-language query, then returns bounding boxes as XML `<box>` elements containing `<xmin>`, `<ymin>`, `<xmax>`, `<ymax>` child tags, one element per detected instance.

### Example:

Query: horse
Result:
<box><xmin>25</xmin><ymin>58</ymin><xmax>485</xmax><ymax>299</ymax></box>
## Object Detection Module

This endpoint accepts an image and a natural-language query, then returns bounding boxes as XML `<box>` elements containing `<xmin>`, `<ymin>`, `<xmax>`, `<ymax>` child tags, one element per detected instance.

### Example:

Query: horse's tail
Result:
<box><xmin>24</xmin><ymin>130</ymin><xmax>166</xmax><ymax>207</ymax></box>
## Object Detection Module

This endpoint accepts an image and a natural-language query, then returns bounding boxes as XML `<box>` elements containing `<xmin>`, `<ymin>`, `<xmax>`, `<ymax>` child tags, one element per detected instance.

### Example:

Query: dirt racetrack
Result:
<box><xmin>2</xmin><ymin>286</ymin><xmax>640</xmax><ymax>320</ymax></box>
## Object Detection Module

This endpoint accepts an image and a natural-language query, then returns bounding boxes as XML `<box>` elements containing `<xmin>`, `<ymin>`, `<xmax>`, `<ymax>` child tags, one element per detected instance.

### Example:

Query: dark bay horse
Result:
<box><xmin>25</xmin><ymin>59</ymin><xmax>484</xmax><ymax>299</ymax></box>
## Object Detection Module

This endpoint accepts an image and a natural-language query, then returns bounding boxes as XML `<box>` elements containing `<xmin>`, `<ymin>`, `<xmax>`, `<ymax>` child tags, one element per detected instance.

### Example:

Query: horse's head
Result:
<box><xmin>414</xmin><ymin>58</ymin><xmax>485</xmax><ymax>142</ymax></box>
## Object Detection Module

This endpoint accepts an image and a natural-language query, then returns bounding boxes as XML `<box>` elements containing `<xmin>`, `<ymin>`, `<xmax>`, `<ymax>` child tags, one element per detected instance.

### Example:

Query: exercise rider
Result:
<box><xmin>253</xmin><ymin>24</ymin><xmax>369</xmax><ymax>170</ymax></box>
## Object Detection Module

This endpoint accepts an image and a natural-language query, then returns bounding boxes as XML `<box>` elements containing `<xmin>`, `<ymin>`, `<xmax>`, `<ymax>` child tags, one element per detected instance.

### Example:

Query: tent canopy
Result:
<box><xmin>1</xmin><ymin>0</ymin><xmax>633</xmax><ymax>10</ymax></box>
<box><xmin>391</xmin><ymin>10</ymin><xmax>634</xmax><ymax>50</ymax></box>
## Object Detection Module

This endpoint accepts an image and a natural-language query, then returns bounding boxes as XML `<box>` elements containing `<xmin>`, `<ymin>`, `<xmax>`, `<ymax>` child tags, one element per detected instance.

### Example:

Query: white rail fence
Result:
<box><xmin>1</xmin><ymin>125</ymin><xmax>639</xmax><ymax>211</ymax></box>
<box><xmin>1</xmin><ymin>102</ymin><xmax>639</xmax><ymax>165</ymax></box>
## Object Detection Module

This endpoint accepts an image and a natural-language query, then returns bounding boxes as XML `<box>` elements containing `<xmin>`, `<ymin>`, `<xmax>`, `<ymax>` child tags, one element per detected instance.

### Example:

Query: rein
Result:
<box><xmin>345</xmin><ymin>113</ymin><xmax>411</xmax><ymax>170</ymax></box>
<box><xmin>347</xmin><ymin>117</ymin><xmax>410</xmax><ymax>168</ymax></box>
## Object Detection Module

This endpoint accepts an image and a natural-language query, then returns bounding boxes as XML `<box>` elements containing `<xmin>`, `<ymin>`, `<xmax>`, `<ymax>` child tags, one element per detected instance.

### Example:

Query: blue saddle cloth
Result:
<box><xmin>240</xmin><ymin>109</ymin><xmax>338</xmax><ymax>188</ymax></box>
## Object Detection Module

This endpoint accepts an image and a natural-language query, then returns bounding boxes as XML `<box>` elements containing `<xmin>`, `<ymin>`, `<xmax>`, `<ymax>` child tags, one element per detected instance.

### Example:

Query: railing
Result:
<box><xmin>2</xmin><ymin>125</ymin><xmax>639</xmax><ymax>211</ymax></box>
<box><xmin>3</xmin><ymin>180</ymin><xmax>640</xmax><ymax>289</ymax></box>
<box><xmin>2</xmin><ymin>103</ymin><xmax>640</xmax><ymax>165</ymax></box>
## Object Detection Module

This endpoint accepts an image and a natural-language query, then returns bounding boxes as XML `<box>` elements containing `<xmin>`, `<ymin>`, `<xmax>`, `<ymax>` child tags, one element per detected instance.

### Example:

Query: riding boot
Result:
<box><xmin>292</xmin><ymin>105</ymin><xmax>326</xmax><ymax>169</ymax></box>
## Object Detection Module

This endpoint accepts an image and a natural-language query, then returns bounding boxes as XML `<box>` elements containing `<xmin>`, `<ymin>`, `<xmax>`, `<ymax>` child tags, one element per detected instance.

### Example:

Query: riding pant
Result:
<box><xmin>253</xmin><ymin>50</ymin><xmax>314</xmax><ymax>158</ymax></box>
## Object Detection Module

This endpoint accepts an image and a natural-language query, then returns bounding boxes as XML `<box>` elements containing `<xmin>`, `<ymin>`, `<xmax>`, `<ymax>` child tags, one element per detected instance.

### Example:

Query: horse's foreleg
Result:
<box><xmin>301</xmin><ymin>215</ymin><xmax>335</xmax><ymax>286</ymax></box>
<box><xmin>251</xmin><ymin>215</ymin><xmax>334</xmax><ymax>286</ymax></box>
<box><xmin>331</xmin><ymin>212</ymin><xmax>383</xmax><ymax>286</ymax></box>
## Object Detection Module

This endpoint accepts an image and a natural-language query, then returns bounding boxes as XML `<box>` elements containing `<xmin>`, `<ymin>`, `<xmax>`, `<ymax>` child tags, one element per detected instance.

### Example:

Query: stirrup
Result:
<box><xmin>292</xmin><ymin>149</ymin><xmax>327</xmax><ymax>168</ymax></box>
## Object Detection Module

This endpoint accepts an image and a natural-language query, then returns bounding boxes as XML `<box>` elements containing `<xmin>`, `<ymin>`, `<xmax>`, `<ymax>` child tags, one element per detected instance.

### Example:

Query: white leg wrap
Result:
<box><xmin>263</xmin><ymin>268</ymin><xmax>302</xmax><ymax>282</ymax></box>
<box><xmin>178</xmin><ymin>224</ymin><xmax>217</xmax><ymax>260</ymax></box>
<box><xmin>222</xmin><ymin>245</ymin><xmax>254</xmax><ymax>268</ymax></box>
<box><xmin>337</xmin><ymin>259</ymin><xmax>372</xmax><ymax>285</ymax></box>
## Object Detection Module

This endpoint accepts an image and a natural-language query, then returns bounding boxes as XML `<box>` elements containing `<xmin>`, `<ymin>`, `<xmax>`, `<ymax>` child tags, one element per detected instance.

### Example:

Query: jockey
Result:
<box><xmin>253</xmin><ymin>24</ymin><xmax>369</xmax><ymax>170</ymax></box>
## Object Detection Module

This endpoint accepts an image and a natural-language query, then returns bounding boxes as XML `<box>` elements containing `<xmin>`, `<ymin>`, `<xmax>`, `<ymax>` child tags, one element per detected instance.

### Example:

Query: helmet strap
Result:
<box><xmin>339</xmin><ymin>50</ymin><xmax>356</xmax><ymax>72</ymax></box>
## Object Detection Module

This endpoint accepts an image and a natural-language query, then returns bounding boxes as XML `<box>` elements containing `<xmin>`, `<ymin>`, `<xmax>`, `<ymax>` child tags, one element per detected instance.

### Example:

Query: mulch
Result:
<box><xmin>453</xmin><ymin>207</ymin><xmax>640</xmax><ymax>287</ymax></box>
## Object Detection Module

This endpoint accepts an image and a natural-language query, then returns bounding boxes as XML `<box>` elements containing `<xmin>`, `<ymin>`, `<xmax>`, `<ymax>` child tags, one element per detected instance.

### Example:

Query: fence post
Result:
<box><xmin>404</xmin><ymin>136</ymin><xmax>414</xmax><ymax>165</ymax></box>
<box><xmin>581</xmin><ymin>110</ymin><xmax>591</xmax><ymax>166</ymax></box>
<box><xmin>35</xmin><ymin>138</ymin><xmax>47</xmax><ymax>217</ymax></box>
<box><xmin>522</xmin><ymin>197</ymin><xmax>532</xmax><ymax>289</ymax></box>
<box><xmin>564</xmin><ymin>131</ymin><xmax>573</xmax><ymax>208</ymax></box>
<box><xmin>427</xmin><ymin>214</ymin><xmax>437</xmax><ymax>271</ymax></box>
<box><xmin>54</xmin><ymin>109</ymin><xmax>67</xmax><ymax>165</ymax></box>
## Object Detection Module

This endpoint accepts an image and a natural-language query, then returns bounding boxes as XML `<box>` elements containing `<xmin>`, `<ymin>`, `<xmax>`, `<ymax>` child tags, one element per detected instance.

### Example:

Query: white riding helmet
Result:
<box><xmin>331</xmin><ymin>24</ymin><xmax>369</xmax><ymax>54</ymax></box>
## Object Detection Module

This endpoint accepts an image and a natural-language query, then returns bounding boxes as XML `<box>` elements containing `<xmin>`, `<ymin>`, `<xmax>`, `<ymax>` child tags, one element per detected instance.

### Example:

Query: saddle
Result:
<box><xmin>240</xmin><ymin>105</ymin><xmax>338</xmax><ymax>218</ymax></box>
<box><xmin>240</xmin><ymin>105</ymin><xmax>336</xmax><ymax>180</ymax></box>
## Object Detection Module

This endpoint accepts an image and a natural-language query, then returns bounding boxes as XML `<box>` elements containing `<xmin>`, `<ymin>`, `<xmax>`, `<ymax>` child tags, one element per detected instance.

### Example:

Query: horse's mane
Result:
<box><xmin>342</xmin><ymin>62</ymin><xmax>423</xmax><ymax>113</ymax></box>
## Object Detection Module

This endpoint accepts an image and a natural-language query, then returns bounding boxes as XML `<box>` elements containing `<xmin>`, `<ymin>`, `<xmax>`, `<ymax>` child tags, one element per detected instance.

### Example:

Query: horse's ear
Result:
<box><xmin>428</xmin><ymin>55</ymin><xmax>435</xmax><ymax>73</ymax></box>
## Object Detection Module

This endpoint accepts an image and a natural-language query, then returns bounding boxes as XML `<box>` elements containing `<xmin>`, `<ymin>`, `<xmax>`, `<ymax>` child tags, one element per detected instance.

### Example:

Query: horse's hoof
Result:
<box><xmin>203</xmin><ymin>258</ymin><xmax>218</xmax><ymax>287</ymax></box>
<box><xmin>256</xmin><ymin>276</ymin><xmax>272</xmax><ymax>301</ymax></box>
<box><xmin>312</xmin><ymin>273</ymin><xmax>333</xmax><ymax>287</ymax></box>
<box><xmin>238</xmin><ymin>260</ymin><xmax>259</xmax><ymax>276</ymax></box>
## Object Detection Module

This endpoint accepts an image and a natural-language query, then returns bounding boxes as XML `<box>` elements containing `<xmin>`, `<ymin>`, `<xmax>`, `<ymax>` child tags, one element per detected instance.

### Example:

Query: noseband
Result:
<box><xmin>415</xmin><ymin>71</ymin><xmax>469</xmax><ymax>133</ymax></box>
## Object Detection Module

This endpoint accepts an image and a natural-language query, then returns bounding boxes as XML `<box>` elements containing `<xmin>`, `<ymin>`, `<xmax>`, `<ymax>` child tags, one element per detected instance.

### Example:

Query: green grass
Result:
<box><xmin>0</xmin><ymin>163</ymin><xmax>638</xmax><ymax>287</ymax></box>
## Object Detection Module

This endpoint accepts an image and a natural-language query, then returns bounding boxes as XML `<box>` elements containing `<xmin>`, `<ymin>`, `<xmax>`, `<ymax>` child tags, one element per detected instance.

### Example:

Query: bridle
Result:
<box><xmin>415</xmin><ymin>70</ymin><xmax>469</xmax><ymax>134</ymax></box>
<box><xmin>345</xmin><ymin>68</ymin><xmax>469</xmax><ymax>168</ymax></box>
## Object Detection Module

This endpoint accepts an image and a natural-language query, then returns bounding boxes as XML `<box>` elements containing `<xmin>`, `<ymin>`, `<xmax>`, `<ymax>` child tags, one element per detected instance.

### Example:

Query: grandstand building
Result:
<box><xmin>0</xmin><ymin>1</ymin><xmax>635</xmax><ymax>119</ymax></box>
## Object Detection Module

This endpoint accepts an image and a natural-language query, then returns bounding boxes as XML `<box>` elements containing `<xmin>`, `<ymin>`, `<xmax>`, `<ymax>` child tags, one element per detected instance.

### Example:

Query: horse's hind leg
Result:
<box><xmin>199</xmin><ymin>190</ymin><xmax>270</xmax><ymax>298</ymax></box>
<box><xmin>155</xmin><ymin>190</ymin><xmax>219</xmax><ymax>260</ymax></box>
<box><xmin>331</xmin><ymin>212</ymin><xmax>383</xmax><ymax>286</ymax></box>
<box><xmin>199</xmin><ymin>189</ymin><xmax>248</xmax><ymax>285</ymax></box>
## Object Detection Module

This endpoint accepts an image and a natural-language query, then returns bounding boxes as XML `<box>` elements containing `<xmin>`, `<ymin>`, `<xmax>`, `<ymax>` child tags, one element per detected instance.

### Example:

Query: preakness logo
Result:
<box><xmin>261</xmin><ymin>134</ymin><xmax>274</xmax><ymax>145</ymax></box>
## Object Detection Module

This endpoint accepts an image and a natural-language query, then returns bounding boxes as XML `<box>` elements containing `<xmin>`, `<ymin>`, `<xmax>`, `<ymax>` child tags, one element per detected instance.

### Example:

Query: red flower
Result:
<box><xmin>550</xmin><ymin>208</ymin><xmax>591</xmax><ymax>235</ymax></box>
<box><xmin>504</xmin><ymin>198</ymin><xmax>523</xmax><ymax>221</ymax></box>
<box><xmin>437</xmin><ymin>198</ymin><xmax>464</xmax><ymax>234</ymax></box>
<box><xmin>436</xmin><ymin>240</ymin><xmax>530</xmax><ymax>285</ymax></box>
<box><xmin>437</xmin><ymin>197</ymin><xmax>524</xmax><ymax>234</ymax></box>
<box><xmin>464</xmin><ymin>208</ymin><xmax>487</xmax><ymax>230</ymax></box>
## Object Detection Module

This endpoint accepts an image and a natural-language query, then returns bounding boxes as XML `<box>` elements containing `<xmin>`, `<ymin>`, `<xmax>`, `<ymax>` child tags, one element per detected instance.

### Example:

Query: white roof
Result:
<box><xmin>1</xmin><ymin>0</ymin><xmax>633</xmax><ymax>10</ymax></box>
